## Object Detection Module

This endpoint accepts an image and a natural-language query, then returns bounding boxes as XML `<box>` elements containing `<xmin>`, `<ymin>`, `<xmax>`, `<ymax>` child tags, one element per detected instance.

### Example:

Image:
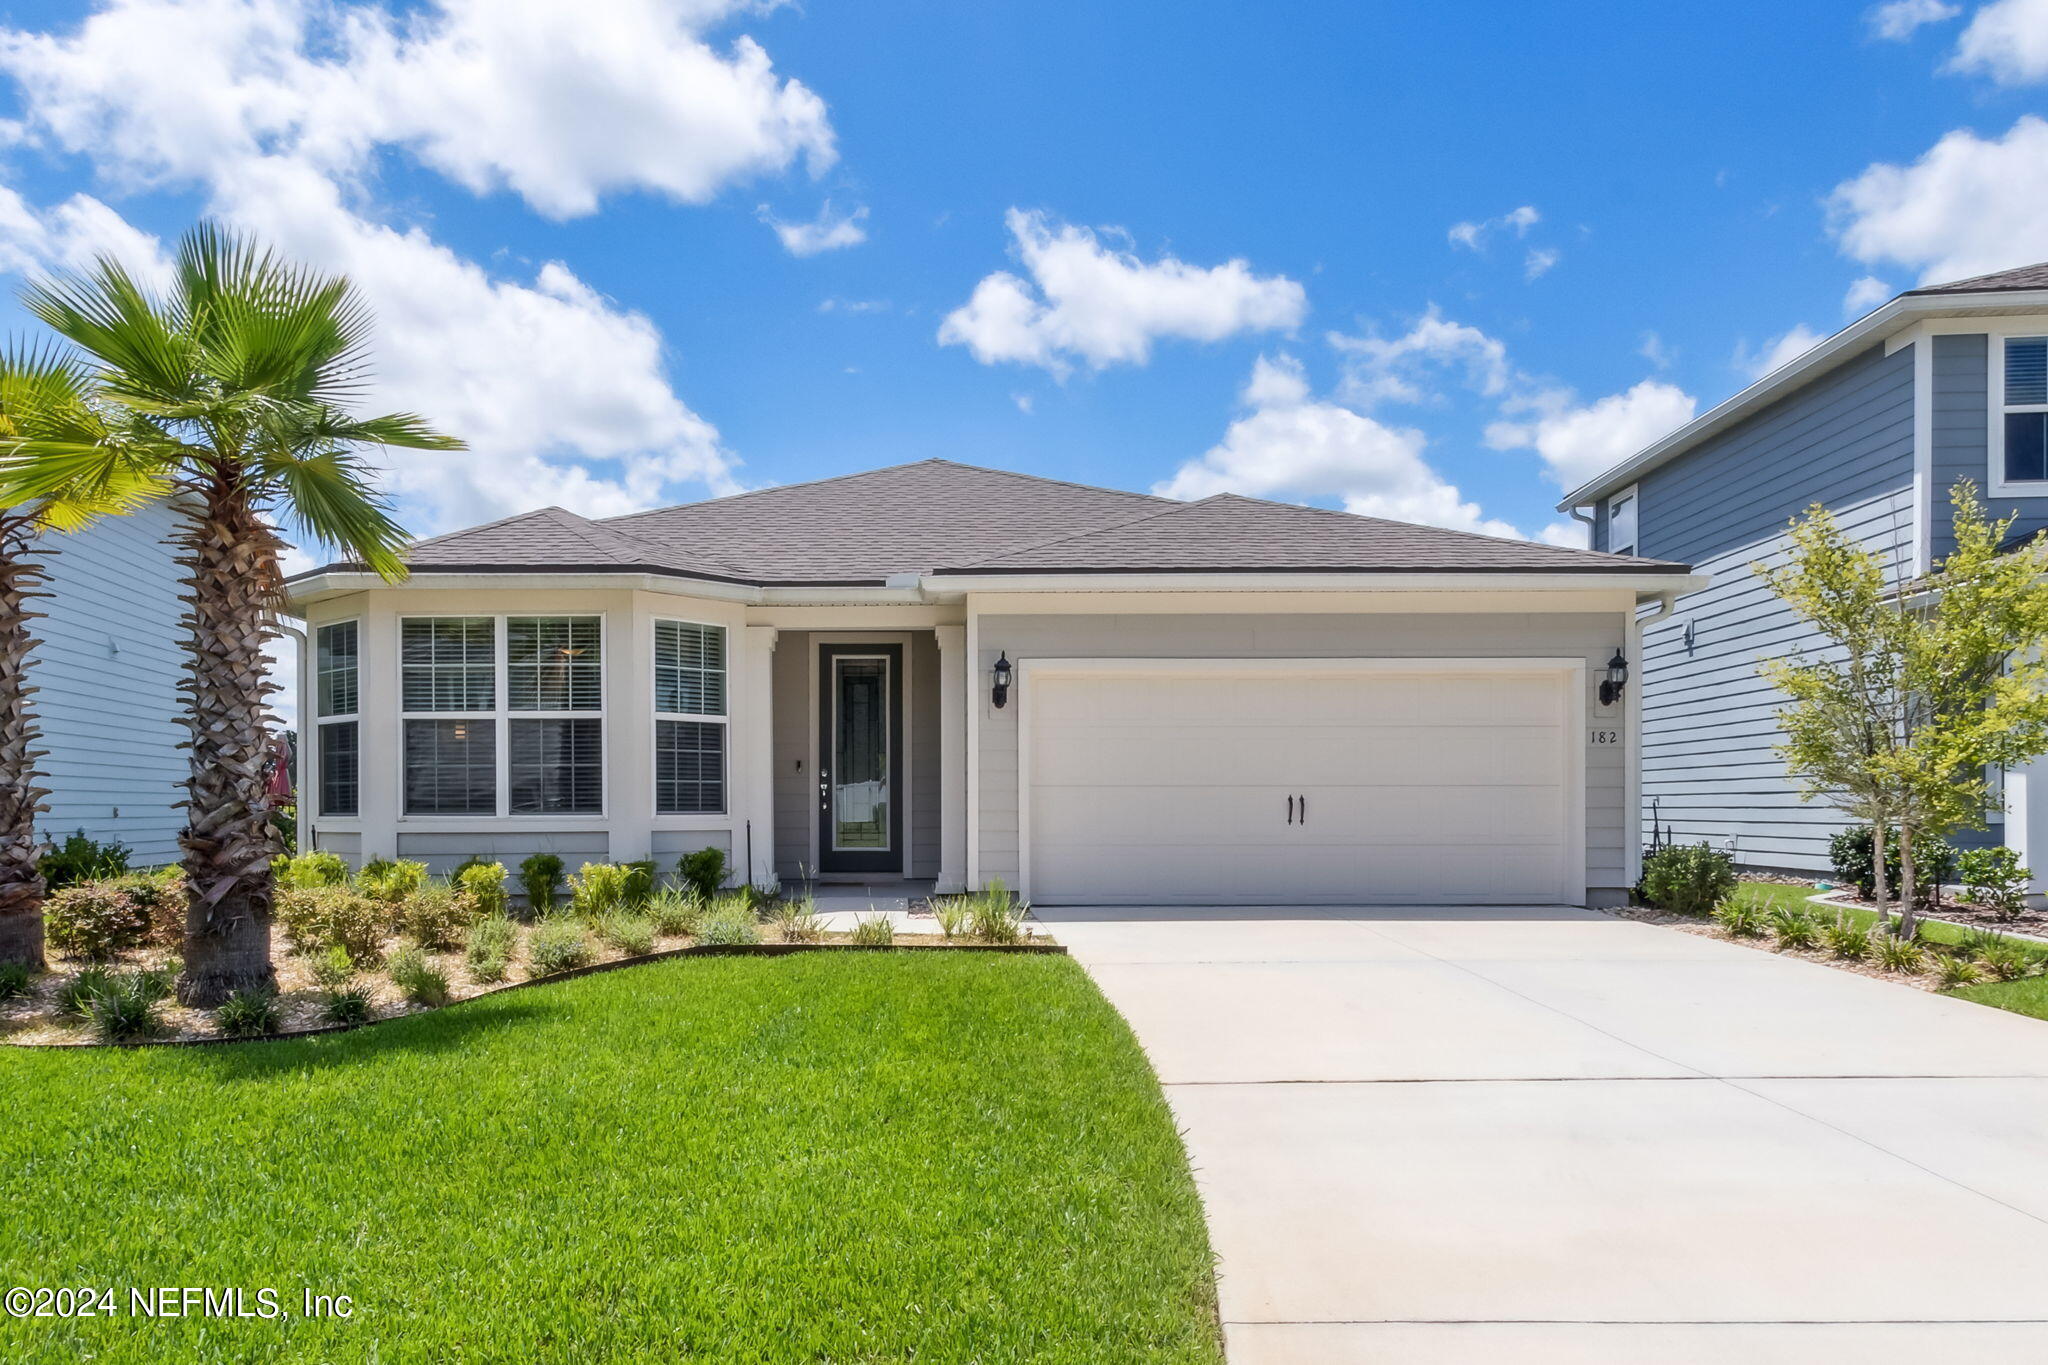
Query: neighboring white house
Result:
<box><xmin>32</xmin><ymin>498</ymin><xmax>186</xmax><ymax>865</ymax></box>
<box><xmin>286</xmin><ymin>460</ymin><xmax>1702</xmax><ymax>907</ymax></box>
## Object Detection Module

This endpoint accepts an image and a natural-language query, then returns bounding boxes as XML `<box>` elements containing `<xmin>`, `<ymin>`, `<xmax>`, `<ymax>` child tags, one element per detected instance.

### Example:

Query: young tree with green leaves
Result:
<box><xmin>1759</xmin><ymin>481</ymin><xmax>2048</xmax><ymax>936</ymax></box>
<box><xmin>0</xmin><ymin>226</ymin><xmax>462</xmax><ymax>1003</ymax></box>
<box><xmin>1756</xmin><ymin>503</ymin><xmax>1911</xmax><ymax>920</ymax></box>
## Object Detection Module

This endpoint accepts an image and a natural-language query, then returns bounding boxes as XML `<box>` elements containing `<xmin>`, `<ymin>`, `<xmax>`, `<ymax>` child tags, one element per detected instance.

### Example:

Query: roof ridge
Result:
<box><xmin>1195</xmin><ymin>491</ymin><xmax>1653</xmax><ymax>563</ymax></box>
<box><xmin>407</xmin><ymin>504</ymin><xmax>572</xmax><ymax>552</ymax></box>
<box><xmin>945</xmin><ymin>496</ymin><xmax>1222</xmax><ymax>569</ymax></box>
<box><xmin>530</xmin><ymin>504</ymin><xmax>758</xmax><ymax>579</ymax></box>
<box><xmin>917</xmin><ymin>457</ymin><xmax>1179</xmax><ymax>506</ymax></box>
<box><xmin>595</xmin><ymin>460</ymin><xmax>948</xmax><ymax>530</ymax></box>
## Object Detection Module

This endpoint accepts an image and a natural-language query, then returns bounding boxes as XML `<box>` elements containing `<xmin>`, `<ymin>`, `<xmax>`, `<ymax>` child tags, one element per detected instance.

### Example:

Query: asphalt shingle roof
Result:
<box><xmin>334</xmin><ymin>459</ymin><xmax>1688</xmax><ymax>586</ymax></box>
<box><xmin>1905</xmin><ymin>260</ymin><xmax>2048</xmax><ymax>295</ymax></box>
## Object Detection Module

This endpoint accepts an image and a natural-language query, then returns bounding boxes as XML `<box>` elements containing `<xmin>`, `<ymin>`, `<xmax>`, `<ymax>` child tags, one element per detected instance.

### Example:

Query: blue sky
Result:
<box><xmin>0</xmin><ymin>0</ymin><xmax>2044</xmax><ymax>559</ymax></box>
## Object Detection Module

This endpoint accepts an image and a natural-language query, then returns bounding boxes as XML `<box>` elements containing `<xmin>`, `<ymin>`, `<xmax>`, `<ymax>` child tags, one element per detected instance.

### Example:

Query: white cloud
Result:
<box><xmin>937</xmin><ymin>208</ymin><xmax>1306</xmax><ymax>374</ymax></box>
<box><xmin>1844</xmin><ymin>274</ymin><xmax>1893</xmax><ymax>314</ymax></box>
<box><xmin>1448</xmin><ymin>204</ymin><xmax>1539</xmax><ymax>251</ymax></box>
<box><xmin>1486</xmin><ymin>380</ymin><xmax>1698</xmax><ymax>489</ymax></box>
<box><xmin>1011</xmin><ymin>391</ymin><xmax>1034</xmax><ymax>414</ymax></box>
<box><xmin>1829</xmin><ymin>115</ymin><xmax>2048</xmax><ymax>283</ymax></box>
<box><xmin>1328</xmin><ymin>307</ymin><xmax>1512</xmax><ymax>409</ymax></box>
<box><xmin>0</xmin><ymin>0</ymin><xmax>841</xmax><ymax>530</ymax></box>
<box><xmin>1155</xmin><ymin>353</ymin><xmax>1523</xmax><ymax>540</ymax></box>
<box><xmin>760</xmin><ymin>200</ymin><xmax>868</xmax><ymax>256</ymax></box>
<box><xmin>817</xmin><ymin>295</ymin><xmax>888</xmax><ymax>313</ymax></box>
<box><xmin>1734</xmin><ymin>323</ymin><xmax>1825</xmax><ymax>380</ymax></box>
<box><xmin>1638</xmin><ymin>331</ymin><xmax>1674</xmax><ymax>369</ymax></box>
<box><xmin>1868</xmin><ymin>0</ymin><xmax>1961</xmax><ymax>40</ymax></box>
<box><xmin>1538</xmin><ymin>519</ymin><xmax>1588</xmax><ymax>549</ymax></box>
<box><xmin>1524</xmin><ymin>247</ymin><xmax>1560</xmax><ymax>280</ymax></box>
<box><xmin>1948</xmin><ymin>0</ymin><xmax>2048</xmax><ymax>83</ymax></box>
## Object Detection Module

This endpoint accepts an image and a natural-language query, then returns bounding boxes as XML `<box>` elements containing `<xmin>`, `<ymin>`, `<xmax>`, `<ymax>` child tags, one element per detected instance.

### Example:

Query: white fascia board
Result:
<box><xmin>920</xmin><ymin>571</ymin><xmax>1708</xmax><ymax>598</ymax></box>
<box><xmin>1556</xmin><ymin>288</ymin><xmax>2048</xmax><ymax>511</ymax></box>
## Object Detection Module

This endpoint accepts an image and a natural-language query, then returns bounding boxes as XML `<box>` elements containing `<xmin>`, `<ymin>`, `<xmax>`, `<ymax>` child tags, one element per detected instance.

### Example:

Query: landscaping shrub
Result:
<box><xmin>465</xmin><ymin>917</ymin><xmax>517</xmax><ymax>979</ymax></box>
<box><xmin>1768</xmin><ymin>905</ymin><xmax>1819</xmax><ymax>951</ymax></box>
<box><xmin>450</xmin><ymin>855</ymin><xmax>491</xmax><ymax>881</ymax></box>
<box><xmin>309</xmin><ymin>944</ymin><xmax>358</xmax><ymax>991</ymax></box>
<box><xmin>648</xmin><ymin>889</ymin><xmax>699</xmax><ymax>938</ymax></box>
<box><xmin>110</xmin><ymin>868</ymin><xmax>187</xmax><ymax>944</ymax></box>
<box><xmin>358</xmin><ymin>858</ymin><xmax>428</xmax><ymax>903</ymax></box>
<box><xmin>0</xmin><ymin>960</ymin><xmax>31</xmax><ymax>999</ymax></box>
<box><xmin>87</xmin><ymin>967</ymin><xmax>171</xmax><ymax>1042</ymax></box>
<box><xmin>275</xmin><ymin>850</ymin><xmax>349</xmax><ymax>890</ymax></box>
<box><xmin>851</xmin><ymin>915</ymin><xmax>894</xmax><ymax>946</ymax></box>
<box><xmin>528</xmin><ymin>919</ymin><xmax>595</xmax><ymax>976</ymax></box>
<box><xmin>456</xmin><ymin>861</ymin><xmax>510</xmax><ymax>918</ymax></box>
<box><xmin>215</xmin><ymin>987</ymin><xmax>281</xmax><ymax>1037</ymax></box>
<box><xmin>772</xmin><ymin>897</ymin><xmax>826</xmax><ymax>943</ymax></box>
<box><xmin>277</xmin><ymin>887</ymin><xmax>390</xmax><ymax>964</ymax></box>
<box><xmin>395</xmin><ymin>883</ymin><xmax>480</xmax><ymax>951</ymax></box>
<box><xmin>569</xmin><ymin>862</ymin><xmax>634</xmax><ymax>918</ymax></box>
<box><xmin>969</xmin><ymin>879</ymin><xmax>1027</xmax><ymax>945</ymax></box>
<box><xmin>1823</xmin><ymin>914</ymin><xmax>1871</xmax><ymax>961</ymax></box>
<box><xmin>1872</xmin><ymin>934</ymin><xmax>1928</xmax><ymax>974</ymax></box>
<box><xmin>931</xmin><ymin>896</ymin><xmax>970</xmax><ymax>941</ymax></box>
<box><xmin>1957</xmin><ymin>846</ymin><xmax>2032</xmax><ymax>922</ymax></box>
<box><xmin>40</xmin><ymin>830</ymin><xmax>130</xmax><ymax>890</ymax></box>
<box><xmin>1974</xmin><ymin>934</ymin><xmax>2041</xmax><ymax>982</ymax></box>
<box><xmin>622</xmin><ymin>860</ymin><xmax>657</xmax><ymax>908</ymax></box>
<box><xmin>595</xmin><ymin>914</ymin><xmax>656</xmax><ymax>956</ymax></box>
<box><xmin>55</xmin><ymin>965</ymin><xmax>114</xmax><ymax>1018</ymax></box>
<box><xmin>43</xmin><ymin>884</ymin><xmax>149</xmax><ymax>960</ymax></box>
<box><xmin>1711</xmin><ymin>895</ymin><xmax>1766</xmax><ymax>938</ymax></box>
<box><xmin>1638</xmin><ymin>844</ymin><xmax>1736</xmax><ymax>916</ymax></box>
<box><xmin>677</xmin><ymin>846</ymin><xmax>727</xmax><ymax>901</ymax></box>
<box><xmin>320</xmin><ymin>984</ymin><xmax>373</xmax><ymax>1026</ymax></box>
<box><xmin>385</xmin><ymin>946</ymin><xmax>451</xmax><ymax>1006</ymax></box>
<box><xmin>1936</xmin><ymin>955</ymin><xmax>1986</xmax><ymax>989</ymax></box>
<box><xmin>1828</xmin><ymin>827</ymin><xmax>1955</xmax><ymax>908</ymax></box>
<box><xmin>519</xmin><ymin>852</ymin><xmax>565</xmax><ymax>915</ymax></box>
<box><xmin>696</xmin><ymin>901</ymin><xmax>760</xmax><ymax>947</ymax></box>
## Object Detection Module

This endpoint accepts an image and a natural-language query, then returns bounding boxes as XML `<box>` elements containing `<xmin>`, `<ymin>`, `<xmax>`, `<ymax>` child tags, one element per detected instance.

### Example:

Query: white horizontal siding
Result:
<box><xmin>31</xmin><ymin>501</ymin><xmax>185</xmax><ymax>865</ymax></box>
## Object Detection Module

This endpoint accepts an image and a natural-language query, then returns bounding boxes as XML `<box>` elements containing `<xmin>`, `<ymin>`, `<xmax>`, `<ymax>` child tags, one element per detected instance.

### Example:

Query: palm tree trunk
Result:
<box><xmin>174</xmin><ymin>480</ymin><xmax>282</xmax><ymax>1005</ymax></box>
<box><xmin>0</xmin><ymin>521</ymin><xmax>49</xmax><ymax>969</ymax></box>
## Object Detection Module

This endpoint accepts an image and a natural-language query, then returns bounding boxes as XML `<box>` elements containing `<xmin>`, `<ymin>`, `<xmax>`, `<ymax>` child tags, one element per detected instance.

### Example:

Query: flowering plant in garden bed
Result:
<box><xmin>2</xmin><ymin>857</ymin><xmax>1053</xmax><ymax>1045</ymax></box>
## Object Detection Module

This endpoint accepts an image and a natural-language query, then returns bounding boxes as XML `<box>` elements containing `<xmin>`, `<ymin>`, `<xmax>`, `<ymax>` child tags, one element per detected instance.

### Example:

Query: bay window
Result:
<box><xmin>315</xmin><ymin>619</ymin><xmax>359</xmax><ymax>817</ymax></box>
<box><xmin>401</xmin><ymin>615</ymin><xmax>605</xmax><ymax>816</ymax></box>
<box><xmin>654</xmin><ymin>619</ymin><xmax>726</xmax><ymax>814</ymax></box>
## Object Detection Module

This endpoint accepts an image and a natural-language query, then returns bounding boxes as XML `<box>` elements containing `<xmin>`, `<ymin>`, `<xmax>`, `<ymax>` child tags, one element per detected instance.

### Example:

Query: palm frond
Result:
<box><xmin>175</xmin><ymin>222</ymin><xmax>374</xmax><ymax>405</ymax></box>
<box><xmin>20</xmin><ymin>258</ymin><xmax>198</xmax><ymax>410</ymax></box>
<box><xmin>256</xmin><ymin>445</ymin><xmax>411</xmax><ymax>581</ymax></box>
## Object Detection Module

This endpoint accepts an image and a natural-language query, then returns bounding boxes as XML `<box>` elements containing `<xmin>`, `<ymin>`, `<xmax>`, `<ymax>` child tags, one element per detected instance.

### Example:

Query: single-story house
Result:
<box><xmin>284</xmin><ymin>460</ymin><xmax>1699</xmax><ymax>906</ymax></box>
<box><xmin>1558</xmin><ymin>260</ymin><xmax>2048</xmax><ymax>887</ymax></box>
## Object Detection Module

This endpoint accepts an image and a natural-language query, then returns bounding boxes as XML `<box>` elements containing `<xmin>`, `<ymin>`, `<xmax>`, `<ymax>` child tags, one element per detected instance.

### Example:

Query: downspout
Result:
<box><xmin>1567</xmin><ymin>503</ymin><xmax>1596</xmax><ymax>545</ymax></box>
<box><xmin>277</xmin><ymin>619</ymin><xmax>308</xmax><ymax>857</ymax></box>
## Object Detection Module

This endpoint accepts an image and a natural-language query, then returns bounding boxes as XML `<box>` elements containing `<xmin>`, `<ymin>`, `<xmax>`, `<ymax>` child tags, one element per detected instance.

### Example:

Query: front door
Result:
<box><xmin>817</xmin><ymin>643</ymin><xmax>903</xmax><ymax>874</ymax></box>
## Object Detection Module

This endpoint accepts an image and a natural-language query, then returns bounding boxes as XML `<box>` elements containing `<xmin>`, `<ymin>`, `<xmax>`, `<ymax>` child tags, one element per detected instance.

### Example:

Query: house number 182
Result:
<box><xmin>1588</xmin><ymin>729</ymin><xmax>1620</xmax><ymax>746</ymax></box>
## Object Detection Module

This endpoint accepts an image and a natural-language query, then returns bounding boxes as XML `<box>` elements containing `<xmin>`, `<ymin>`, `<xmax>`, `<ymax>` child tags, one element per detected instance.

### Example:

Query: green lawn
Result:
<box><xmin>0</xmin><ymin>953</ymin><xmax>1223</xmax><ymax>1364</ymax></box>
<box><xmin>1735</xmin><ymin>880</ymin><xmax>2048</xmax><ymax>1022</ymax></box>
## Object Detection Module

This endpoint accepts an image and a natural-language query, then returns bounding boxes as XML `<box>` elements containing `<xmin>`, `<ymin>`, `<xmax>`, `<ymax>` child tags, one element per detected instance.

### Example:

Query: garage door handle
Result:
<box><xmin>1286</xmin><ymin>795</ymin><xmax>1295</xmax><ymax>825</ymax></box>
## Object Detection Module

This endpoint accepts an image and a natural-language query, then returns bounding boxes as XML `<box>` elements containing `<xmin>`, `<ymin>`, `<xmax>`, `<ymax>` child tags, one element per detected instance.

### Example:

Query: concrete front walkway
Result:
<box><xmin>1031</xmin><ymin>903</ymin><xmax>2048</xmax><ymax>1364</ymax></box>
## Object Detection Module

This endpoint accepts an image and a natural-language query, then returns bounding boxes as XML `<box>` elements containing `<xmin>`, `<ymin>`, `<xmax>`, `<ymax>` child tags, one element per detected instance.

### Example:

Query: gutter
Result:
<box><xmin>1557</xmin><ymin>286</ymin><xmax>2048</xmax><ymax>510</ymax></box>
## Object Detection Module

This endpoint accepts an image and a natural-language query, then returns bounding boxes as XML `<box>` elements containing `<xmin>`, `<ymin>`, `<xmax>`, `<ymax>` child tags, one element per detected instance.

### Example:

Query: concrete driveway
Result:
<box><xmin>1031</xmin><ymin>903</ymin><xmax>2048</xmax><ymax>1364</ymax></box>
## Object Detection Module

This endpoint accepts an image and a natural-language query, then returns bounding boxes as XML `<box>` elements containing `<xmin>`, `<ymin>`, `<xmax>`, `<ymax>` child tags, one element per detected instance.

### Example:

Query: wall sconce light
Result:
<box><xmin>1598</xmin><ymin>649</ymin><xmax>1629</xmax><ymax>707</ymax></box>
<box><xmin>991</xmin><ymin>652</ymin><xmax>1013</xmax><ymax>709</ymax></box>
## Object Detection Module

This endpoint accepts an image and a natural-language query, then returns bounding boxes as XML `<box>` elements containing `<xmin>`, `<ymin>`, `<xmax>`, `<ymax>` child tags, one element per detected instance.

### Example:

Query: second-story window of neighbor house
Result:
<box><xmin>2004</xmin><ymin>336</ymin><xmax>2048</xmax><ymax>484</ymax></box>
<box><xmin>653</xmin><ymin>620</ymin><xmax>727</xmax><ymax>815</ymax></box>
<box><xmin>315</xmin><ymin>620</ymin><xmax>359</xmax><ymax>817</ymax></box>
<box><xmin>1607</xmin><ymin>489</ymin><xmax>1638</xmax><ymax>556</ymax></box>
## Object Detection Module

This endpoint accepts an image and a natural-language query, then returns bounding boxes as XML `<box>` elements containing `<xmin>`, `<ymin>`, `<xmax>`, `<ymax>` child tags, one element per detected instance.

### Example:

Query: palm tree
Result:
<box><xmin>0</xmin><ymin>351</ymin><xmax>137</xmax><ymax>969</ymax></box>
<box><xmin>0</xmin><ymin>225</ymin><xmax>462</xmax><ymax>1003</ymax></box>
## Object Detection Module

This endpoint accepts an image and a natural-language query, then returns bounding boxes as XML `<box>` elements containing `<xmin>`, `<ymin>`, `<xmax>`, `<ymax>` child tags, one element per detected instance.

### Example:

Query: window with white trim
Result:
<box><xmin>315</xmin><ymin>620</ymin><xmax>359</xmax><ymax>817</ymax></box>
<box><xmin>653</xmin><ymin>619</ymin><xmax>726</xmax><ymax>814</ymax></box>
<box><xmin>2001</xmin><ymin>336</ymin><xmax>2048</xmax><ymax>485</ymax></box>
<box><xmin>401</xmin><ymin>615</ymin><xmax>605</xmax><ymax>817</ymax></box>
<box><xmin>1606</xmin><ymin>489</ymin><xmax>1638</xmax><ymax>557</ymax></box>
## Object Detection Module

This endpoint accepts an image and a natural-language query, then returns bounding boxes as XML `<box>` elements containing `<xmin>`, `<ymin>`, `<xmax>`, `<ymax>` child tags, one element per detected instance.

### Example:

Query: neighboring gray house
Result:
<box><xmin>31</xmin><ymin>498</ymin><xmax>186</xmax><ymax>865</ymax></box>
<box><xmin>1559</xmin><ymin>261</ymin><xmax>2048</xmax><ymax>884</ymax></box>
<box><xmin>287</xmin><ymin>460</ymin><xmax>1695</xmax><ymax>907</ymax></box>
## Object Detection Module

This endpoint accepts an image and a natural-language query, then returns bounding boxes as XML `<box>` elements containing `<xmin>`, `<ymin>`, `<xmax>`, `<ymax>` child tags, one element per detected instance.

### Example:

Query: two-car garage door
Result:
<box><xmin>1023</xmin><ymin>660</ymin><xmax>1583</xmax><ymax>905</ymax></box>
